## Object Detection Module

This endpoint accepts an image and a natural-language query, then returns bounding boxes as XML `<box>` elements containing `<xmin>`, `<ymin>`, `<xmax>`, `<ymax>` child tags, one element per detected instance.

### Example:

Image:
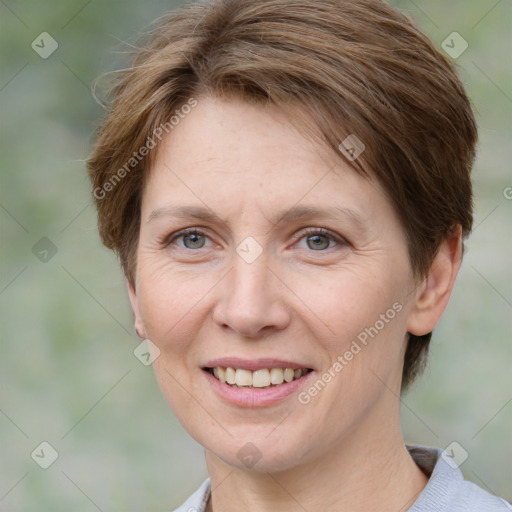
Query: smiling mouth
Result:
<box><xmin>203</xmin><ymin>366</ymin><xmax>313</xmax><ymax>388</ymax></box>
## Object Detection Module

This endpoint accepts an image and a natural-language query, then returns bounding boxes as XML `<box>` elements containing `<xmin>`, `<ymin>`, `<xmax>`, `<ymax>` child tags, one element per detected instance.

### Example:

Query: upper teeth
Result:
<box><xmin>211</xmin><ymin>367</ymin><xmax>309</xmax><ymax>387</ymax></box>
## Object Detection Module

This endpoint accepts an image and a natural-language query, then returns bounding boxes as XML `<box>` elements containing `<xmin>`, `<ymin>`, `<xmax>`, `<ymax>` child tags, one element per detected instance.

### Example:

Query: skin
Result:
<box><xmin>128</xmin><ymin>96</ymin><xmax>462</xmax><ymax>512</ymax></box>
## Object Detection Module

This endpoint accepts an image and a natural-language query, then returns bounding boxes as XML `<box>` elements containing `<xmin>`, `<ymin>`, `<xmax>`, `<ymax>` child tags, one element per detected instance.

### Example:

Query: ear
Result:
<box><xmin>406</xmin><ymin>226</ymin><xmax>463</xmax><ymax>336</ymax></box>
<box><xmin>127</xmin><ymin>279</ymin><xmax>146</xmax><ymax>339</ymax></box>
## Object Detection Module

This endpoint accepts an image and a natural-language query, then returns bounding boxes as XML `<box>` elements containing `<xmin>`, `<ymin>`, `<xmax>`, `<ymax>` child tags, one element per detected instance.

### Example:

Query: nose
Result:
<box><xmin>212</xmin><ymin>252</ymin><xmax>291</xmax><ymax>338</ymax></box>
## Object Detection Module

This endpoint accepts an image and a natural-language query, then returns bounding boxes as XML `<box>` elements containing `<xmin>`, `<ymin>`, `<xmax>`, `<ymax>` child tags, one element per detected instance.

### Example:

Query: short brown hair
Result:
<box><xmin>87</xmin><ymin>0</ymin><xmax>478</xmax><ymax>390</ymax></box>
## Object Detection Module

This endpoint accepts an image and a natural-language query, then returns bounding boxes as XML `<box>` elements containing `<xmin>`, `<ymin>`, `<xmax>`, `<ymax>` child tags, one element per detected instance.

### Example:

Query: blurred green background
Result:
<box><xmin>0</xmin><ymin>0</ymin><xmax>510</xmax><ymax>510</ymax></box>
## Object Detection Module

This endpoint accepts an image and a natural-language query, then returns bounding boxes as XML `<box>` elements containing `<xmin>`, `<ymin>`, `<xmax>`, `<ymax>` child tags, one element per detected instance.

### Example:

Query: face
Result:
<box><xmin>129</xmin><ymin>96</ymin><xmax>422</xmax><ymax>472</ymax></box>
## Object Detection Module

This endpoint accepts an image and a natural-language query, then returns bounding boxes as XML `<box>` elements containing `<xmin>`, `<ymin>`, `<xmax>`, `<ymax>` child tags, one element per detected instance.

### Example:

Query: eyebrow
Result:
<box><xmin>147</xmin><ymin>205</ymin><xmax>225</xmax><ymax>224</ymax></box>
<box><xmin>147</xmin><ymin>204</ymin><xmax>365</xmax><ymax>230</ymax></box>
<box><xmin>275</xmin><ymin>205</ymin><xmax>364</xmax><ymax>228</ymax></box>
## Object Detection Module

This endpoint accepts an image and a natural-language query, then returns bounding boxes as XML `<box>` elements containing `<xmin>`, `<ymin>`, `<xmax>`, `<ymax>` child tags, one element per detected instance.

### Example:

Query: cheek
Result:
<box><xmin>289</xmin><ymin>266</ymin><xmax>409</xmax><ymax>391</ymax></box>
<box><xmin>135</xmin><ymin>256</ymin><xmax>218</xmax><ymax>352</ymax></box>
<box><xmin>288</xmin><ymin>265</ymin><xmax>399</xmax><ymax>341</ymax></box>
<box><xmin>135</xmin><ymin>260</ymin><xmax>214</xmax><ymax>427</ymax></box>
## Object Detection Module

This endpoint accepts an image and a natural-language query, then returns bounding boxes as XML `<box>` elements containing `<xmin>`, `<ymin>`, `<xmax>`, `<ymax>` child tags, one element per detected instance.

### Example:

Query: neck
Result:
<box><xmin>204</xmin><ymin>399</ymin><xmax>428</xmax><ymax>512</ymax></box>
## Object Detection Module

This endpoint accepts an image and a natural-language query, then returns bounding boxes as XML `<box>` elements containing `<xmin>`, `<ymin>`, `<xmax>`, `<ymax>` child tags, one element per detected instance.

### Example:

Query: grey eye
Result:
<box><xmin>306</xmin><ymin>234</ymin><xmax>331</xmax><ymax>250</ymax></box>
<box><xmin>182</xmin><ymin>232</ymin><xmax>206</xmax><ymax>249</ymax></box>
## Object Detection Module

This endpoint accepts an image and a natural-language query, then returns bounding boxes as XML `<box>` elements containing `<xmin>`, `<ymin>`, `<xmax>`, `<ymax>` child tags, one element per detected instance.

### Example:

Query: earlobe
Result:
<box><xmin>407</xmin><ymin>226</ymin><xmax>463</xmax><ymax>336</ymax></box>
<box><xmin>127</xmin><ymin>279</ymin><xmax>146</xmax><ymax>339</ymax></box>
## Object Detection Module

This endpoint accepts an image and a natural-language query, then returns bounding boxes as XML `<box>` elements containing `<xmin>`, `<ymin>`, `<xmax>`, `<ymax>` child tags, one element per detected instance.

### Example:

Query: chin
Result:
<box><xmin>199</xmin><ymin>421</ymin><xmax>316</xmax><ymax>474</ymax></box>
<box><xmin>211</xmin><ymin>442</ymin><xmax>308</xmax><ymax>474</ymax></box>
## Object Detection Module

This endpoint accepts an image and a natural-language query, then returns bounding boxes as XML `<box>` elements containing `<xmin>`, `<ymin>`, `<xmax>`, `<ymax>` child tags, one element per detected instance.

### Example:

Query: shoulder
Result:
<box><xmin>407</xmin><ymin>445</ymin><xmax>511</xmax><ymax>512</ymax></box>
<box><xmin>170</xmin><ymin>478</ymin><xmax>211</xmax><ymax>512</ymax></box>
<box><xmin>449</xmin><ymin>480</ymin><xmax>512</xmax><ymax>512</ymax></box>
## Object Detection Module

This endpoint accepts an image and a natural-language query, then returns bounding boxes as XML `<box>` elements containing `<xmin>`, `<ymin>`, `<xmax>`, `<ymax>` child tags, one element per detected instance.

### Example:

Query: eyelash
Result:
<box><xmin>165</xmin><ymin>227</ymin><xmax>346</xmax><ymax>252</ymax></box>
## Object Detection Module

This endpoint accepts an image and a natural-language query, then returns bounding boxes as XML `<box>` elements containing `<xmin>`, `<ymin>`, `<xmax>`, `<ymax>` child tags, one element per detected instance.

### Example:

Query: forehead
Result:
<box><xmin>156</xmin><ymin>96</ymin><xmax>333</xmax><ymax>173</ymax></box>
<box><xmin>142</xmin><ymin>95</ymin><xmax>391</xmax><ymax>226</ymax></box>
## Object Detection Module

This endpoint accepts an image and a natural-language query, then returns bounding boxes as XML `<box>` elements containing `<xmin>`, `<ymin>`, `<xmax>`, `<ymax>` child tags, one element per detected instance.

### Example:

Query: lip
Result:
<box><xmin>203</xmin><ymin>357</ymin><xmax>314</xmax><ymax>372</ymax></box>
<box><xmin>201</xmin><ymin>366</ymin><xmax>316</xmax><ymax>408</ymax></box>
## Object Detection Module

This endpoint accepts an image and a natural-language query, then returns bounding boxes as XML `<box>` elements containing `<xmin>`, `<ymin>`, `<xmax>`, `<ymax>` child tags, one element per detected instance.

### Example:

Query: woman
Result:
<box><xmin>87</xmin><ymin>0</ymin><xmax>511</xmax><ymax>510</ymax></box>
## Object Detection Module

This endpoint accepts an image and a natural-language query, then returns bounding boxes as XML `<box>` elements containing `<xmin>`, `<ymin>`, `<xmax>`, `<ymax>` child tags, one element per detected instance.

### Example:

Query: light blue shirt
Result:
<box><xmin>171</xmin><ymin>445</ymin><xmax>511</xmax><ymax>511</ymax></box>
